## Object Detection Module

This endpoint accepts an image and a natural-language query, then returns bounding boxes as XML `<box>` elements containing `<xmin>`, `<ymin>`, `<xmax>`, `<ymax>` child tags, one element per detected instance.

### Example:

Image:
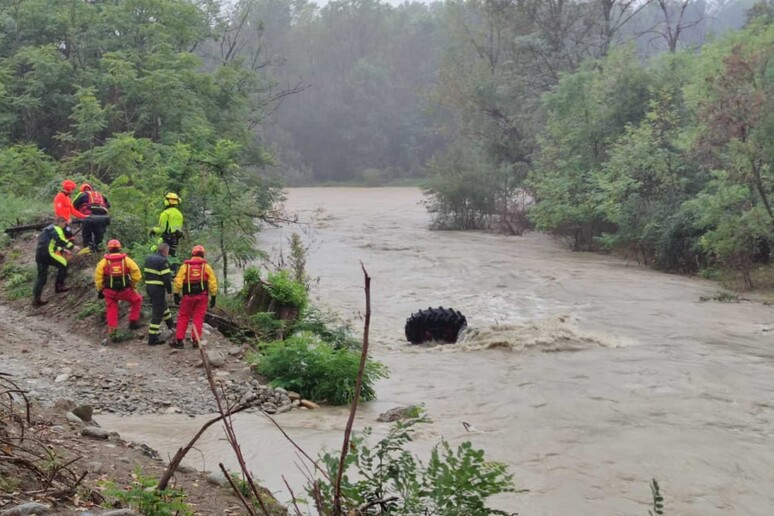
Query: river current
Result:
<box><xmin>105</xmin><ymin>187</ymin><xmax>774</xmax><ymax>515</ymax></box>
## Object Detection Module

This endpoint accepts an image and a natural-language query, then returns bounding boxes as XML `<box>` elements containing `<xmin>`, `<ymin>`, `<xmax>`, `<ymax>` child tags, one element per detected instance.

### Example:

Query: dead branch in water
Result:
<box><xmin>333</xmin><ymin>263</ymin><xmax>372</xmax><ymax>515</ymax></box>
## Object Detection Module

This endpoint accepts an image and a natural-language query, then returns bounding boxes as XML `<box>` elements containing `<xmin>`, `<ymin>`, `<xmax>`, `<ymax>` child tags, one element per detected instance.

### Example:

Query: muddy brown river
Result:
<box><xmin>105</xmin><ymin>187</ymin><xmax>774</xmax><ymax>515</ymax></box>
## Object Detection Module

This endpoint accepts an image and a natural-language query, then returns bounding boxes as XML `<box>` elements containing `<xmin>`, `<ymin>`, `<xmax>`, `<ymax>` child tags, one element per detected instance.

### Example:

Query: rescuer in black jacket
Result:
<box><xmin>143</xmin><ymin>243</ymin><xmax>175</xmax><ymax>345</ymax></box>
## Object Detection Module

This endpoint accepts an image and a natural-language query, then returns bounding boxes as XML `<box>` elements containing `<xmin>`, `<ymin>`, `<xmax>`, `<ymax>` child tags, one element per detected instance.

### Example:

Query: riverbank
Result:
<box><xmin>0</xmin><ymin>234</ymin><xmax>290</xmax><ymax>514</ymax></box>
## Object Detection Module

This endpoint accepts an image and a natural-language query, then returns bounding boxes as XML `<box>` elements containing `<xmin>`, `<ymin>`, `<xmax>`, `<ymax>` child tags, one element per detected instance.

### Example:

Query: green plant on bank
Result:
<box><xmin>253</xmin><ymin>332</ymin><xmax>387</xmax><ymax>405</ymax></box>
<box><xmin>251</xmin><ymin>311</ymin><xmax>288</xmax><ymax>341</ymax></box>
<box><xmin>77</xmin><ymin>301</ymin><xmax>104</xmax><ymax>320</ymax></box>
<box><xmin>265</xmin><ymin>270</ymin><xmax>308</xmax><ymax>311</ymax></box>
<box><xmin>293</xmin><ymin>307</ymin><xmax>362</xmax><ymax>350</ymax></box>
<box><xmin>312</xmin><ymin>417</ymin><xmax>514</xmax><ymax>515</ymax></box>
<box><xmin>109</xmin><ymin>328</ymin><xmax>135</xmax><ymax>343</ymax></box>
<box><xmin>101</xmin><ymin>469</ymin><xmax>193</xmax><ymax>516</ymax></box>
<box><xmin>698</xmin><ymin>291</ymin><xmax>741</xmax><ymax>303</ymax></box>
<box><xmin>1</xmin><ymin>265</ymin><xmax>35</xmax><ymax>300</ymax></box>
<box><xmin>229</xmin><ymin>471</ymin><xmax>253</xmax><ymax>499</ymax></box>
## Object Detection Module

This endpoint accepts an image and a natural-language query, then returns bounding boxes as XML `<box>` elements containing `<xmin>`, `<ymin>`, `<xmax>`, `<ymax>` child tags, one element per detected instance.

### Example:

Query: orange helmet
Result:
<box><xmin>79</xmin><ymin>183</ymin><xmax>93</xmax><ymax>193</ymax></box>
<box><xmin>107</xmin><ymin>239</ymin><xmax>122</xmax><ymax>251</ymax></box>
<box><xmin>191</xmin><ymin>245</ymin><xmax>205</xmax><ymax>257</ymax></box>
<box><xmin>62</xmin><ymin>179</ymin><xmax>76</xmax><ymax>193</ymax></box>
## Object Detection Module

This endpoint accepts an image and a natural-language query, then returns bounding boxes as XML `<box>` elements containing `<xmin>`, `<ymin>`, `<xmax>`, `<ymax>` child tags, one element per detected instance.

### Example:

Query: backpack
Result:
<box><xmin>183</xmin><ymin>258</ymin><xmax>209</xmax><ymax>295</ymax></box>
<box><xmin>87</xmin><ymin>191</ymin><xmax>108</xmax><ymax>215</ymax></box>
<box><xmin>103</xmin><ymin>253</ymin><xmax>131</xmax><ymax>290</ymax></box>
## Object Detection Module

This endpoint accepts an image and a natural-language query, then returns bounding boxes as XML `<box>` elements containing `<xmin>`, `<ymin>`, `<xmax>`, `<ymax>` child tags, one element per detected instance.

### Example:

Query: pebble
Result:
<box><xmin>54</xmin><ymin>374</ymin><xmax>69</xmax><ymax>383</ymax></box>
<box><xmin>207</xmin><ymin>471</ymin><xmax>229</xmax><ymax>487</ymax></box>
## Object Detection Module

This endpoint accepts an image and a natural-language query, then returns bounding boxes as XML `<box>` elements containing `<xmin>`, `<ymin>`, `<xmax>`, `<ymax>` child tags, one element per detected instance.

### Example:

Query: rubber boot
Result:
<box><xmin>148</xmin><ymin>334</ymin><xmax>162</xmax><ymax>346</ymax></box>
<box><xmin>191</xmin><ymin>339</ymin><xmax>200</xmax><ymax>349</ymax></box>
<box><xmin>169</xmin><ymin>339</ymin><xmax>184</xmax><ymax>349</ymax></box>
<box><xmin>32</xmin><ymin>296</ymin><xmax>48</xmax><ymax>307</ymax></box>
<box><xmin>54</xmin><ymin>283</ymin><xmax>70</xmax><ymax>293</ymax></box>
<box><xmin>128</xmin><ymin>320</ymin><xmax>142</xmax><ymax>330</ymax></box>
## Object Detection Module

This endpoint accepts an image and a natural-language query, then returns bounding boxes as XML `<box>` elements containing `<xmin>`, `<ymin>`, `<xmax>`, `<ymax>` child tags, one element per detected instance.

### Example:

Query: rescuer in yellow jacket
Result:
<box><xmin>95</xmin><ymin>239</ymin><xmax>143</xmax><ymax>336</ymax></box>
<box><xmin>150</xmin><ymin>193</ymin><xmax>184</xmax><ymax>271</ymax></box>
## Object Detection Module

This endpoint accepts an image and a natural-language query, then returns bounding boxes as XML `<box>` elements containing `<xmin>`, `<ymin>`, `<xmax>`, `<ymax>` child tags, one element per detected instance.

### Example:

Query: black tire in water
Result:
<box><xmin>404</xmin><ymin>306</ymin><xmax>467</xmax><ymax>345</ymax></box>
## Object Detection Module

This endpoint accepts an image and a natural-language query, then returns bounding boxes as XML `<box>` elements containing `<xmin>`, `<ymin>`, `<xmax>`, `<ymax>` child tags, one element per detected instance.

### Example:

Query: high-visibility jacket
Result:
<box><xmin>54</xmin><ymin>191</ymin><xmax>86</xmax><ymax>222</ymax></box>
<box><xmin>143</xmin><ymin>252</ymin><xmax>172</xmax><ymax>292</ymax></box>
<box><xmin>154</xmin><ymin>207</ymin><xmax>184</xmax><ymax>235</ymax></box>
<box><xmin>173</xmin><ymin>257</ymin><xmax>217</xmax><ymax>296</ymax></box>
<box><xmin>73</xmin><ymin>190</ymin><xmax>110</xmax><ymax>216</ymax></box>
<box><xmin>37</xmin><ymin>224</ymin><xmax>74</xmax><ymax>265</ymax></box>
<box><xmin>95</xmin><ymin>253</ymin><xmax>141</xmax><ymax>291</ymax></box>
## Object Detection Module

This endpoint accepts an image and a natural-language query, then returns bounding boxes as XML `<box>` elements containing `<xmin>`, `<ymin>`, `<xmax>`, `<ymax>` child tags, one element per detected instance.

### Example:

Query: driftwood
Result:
<box><xmin>4</xmin><ymin>220</ymin><xmax>51</xmax><ymax>236</ymax></box>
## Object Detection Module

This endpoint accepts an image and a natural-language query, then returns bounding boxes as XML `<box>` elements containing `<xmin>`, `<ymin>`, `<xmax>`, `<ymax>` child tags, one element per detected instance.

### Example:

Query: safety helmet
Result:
<box><xmin>79</xmin><ymin>183</ymin><xmax>93</xmax><ymax>193</ymax></box>
<box><xmin>191</xmin><ymin>245</ymin><xmax>205</xmax><ymax>257</ymax></box>
<box><xmin>107</xmin><ymin>239</ymin><xmax>122</xmax><ymax>251</ymax></box>
<box><xmin>62</xmin><ymin>179</ymin><xmax>76</xmax><ymax>193</ymax></box>
<box><xmin>164</xmin><ymin>192</ymin><xmax>181</xmax><ymax>207</ymax></box>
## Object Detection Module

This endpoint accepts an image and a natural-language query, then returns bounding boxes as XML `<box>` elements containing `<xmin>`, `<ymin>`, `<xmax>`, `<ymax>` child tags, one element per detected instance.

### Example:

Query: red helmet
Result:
<box><xmin>79</xmin><ymin>183</ymin><xmax>93</xmax><ymax>193</ymax></box>
<box><xmin>62</xmin><ymin>179</ymin><xmax>76</xmax><ymax>193</ymax></box>
<box><xmin>107</xmin><ymin>239</ymin><xmax>122</xmax><ymax>251</ymax></box>
<box><xmin>192</xmin><ymin>245</ymin><xmax>205</xmax><ymax>257</ymax></box>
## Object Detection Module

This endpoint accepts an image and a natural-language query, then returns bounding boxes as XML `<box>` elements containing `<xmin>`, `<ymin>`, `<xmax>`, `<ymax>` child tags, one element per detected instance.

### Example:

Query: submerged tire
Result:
<box><xmin>404</xmin><ymin>306</ymin><xmax>467</xmax><ymax>345</ymax></box>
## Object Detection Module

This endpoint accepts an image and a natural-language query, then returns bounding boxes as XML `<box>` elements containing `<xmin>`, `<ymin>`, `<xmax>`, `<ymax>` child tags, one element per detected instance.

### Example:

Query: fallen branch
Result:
<box><xmin>155</xmin><ymin>402</ymin><xmax>252</xmax><ymax>492</ymax></box>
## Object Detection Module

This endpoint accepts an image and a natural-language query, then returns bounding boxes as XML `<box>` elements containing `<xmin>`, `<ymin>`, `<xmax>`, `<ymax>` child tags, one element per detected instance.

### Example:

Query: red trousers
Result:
<box><xmin>104</xmin><ymin>288</ymin><xmax>143</xmax><ymax>330</ymax></box>
<box><xmin>176</xmin><ymin>293</ymin><xmax>208</xmax><ymax>342</ymax></box>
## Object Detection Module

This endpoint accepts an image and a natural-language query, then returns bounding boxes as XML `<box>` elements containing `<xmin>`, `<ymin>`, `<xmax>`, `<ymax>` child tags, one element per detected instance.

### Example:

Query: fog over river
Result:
<box><xmin>105</xmin><ymin>187</ymin><xmax>774</xmax><ymax>515</ymax></box>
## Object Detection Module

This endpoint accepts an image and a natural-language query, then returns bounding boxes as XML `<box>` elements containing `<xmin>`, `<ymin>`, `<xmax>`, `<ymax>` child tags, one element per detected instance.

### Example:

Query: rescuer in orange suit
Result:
<box><xmin>54</xmin><ymin>179</ymin><xmax>86</xmax><ymax>241</ymax></box>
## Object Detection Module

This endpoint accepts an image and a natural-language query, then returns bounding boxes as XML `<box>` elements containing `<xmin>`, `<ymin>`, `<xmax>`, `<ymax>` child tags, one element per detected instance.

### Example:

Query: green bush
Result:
<box><xmin>314</xmin><ymin>417</ymin><xmax>514</xmax><ymax>515</ymax></box>
<box><xmin>265</xmin><ymin>270</ymin><xmax>308</xmax><ymax>311</ymax></box>
<box><xmin>256</xmin><ymin>332</ymin><xmax>387</xmax><ymax>405</ymax></box>
<box><xmin>293</xmin><ymin>307</ymin><xmax>362</xmax><ymax>350</ymax></box>
<box><xmin>101</xmin><ymin>469</ymin><xmax>193</xmax><ymax>516</ymax></box>
<box><xmin>0</xmin><ymin>195</ymin><xmax>50</xmax><ymax>229</ymax></box>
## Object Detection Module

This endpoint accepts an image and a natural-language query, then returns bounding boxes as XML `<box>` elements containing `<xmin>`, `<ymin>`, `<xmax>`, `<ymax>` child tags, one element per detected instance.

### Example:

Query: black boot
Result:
<box><xmin>148</xmin><ymin>334</ymin><xmax>162</xmax><ymax>346</ymax></box>
<box><xmin>191</xmin><ymin>339</ymin><xmax>200</xmax><ymax>349</ymax></box>
<box><xmin>166</xmin><ymin>319</ymin><xmax>176</xmax><ymax>330</ymax></box>
<box><xmin>129</xmin><ymin>320</ymin><xmax>142</xmax><ymax>330</ymax></box>
<box><xmin>32</xmin><ymin>296</ymin><xmax>48</xmax><ymax>307</ymax></box>
<box><xmin>55</xmin><ymin>283</ymin><xmax>70</xmax><ymax>293</ymax></box>
<box><xmin>169</xmin><ymin>339</ymin><xmax>184</xmax><ymax>349</ymax></box>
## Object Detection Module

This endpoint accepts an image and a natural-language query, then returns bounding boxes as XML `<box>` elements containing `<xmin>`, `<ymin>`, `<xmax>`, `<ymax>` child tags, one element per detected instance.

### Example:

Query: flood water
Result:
<box><xmin>105</xmin><ymin>187</ymin><xmax>774</xmax><ymax>515</ymax></box>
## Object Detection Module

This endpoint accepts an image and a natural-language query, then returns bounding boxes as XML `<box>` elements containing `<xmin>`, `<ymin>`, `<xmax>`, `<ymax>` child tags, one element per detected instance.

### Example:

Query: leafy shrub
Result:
<box><xmin>101</xmin><ymin>469</ymin><xmax>193</xmax><ymax>516</ymax></box>
<box><xmin>243</xmin><ymin>266</ymin><xmax>261</xmax><ymax>288</ymax></box>
<box><xmin>256</xmin><ymin>332</ymin><xmax>387</xmax><ymax>405</ymax></box>
<box><xmin>293</xmin><ymin>307</ymin><xmax>362</xmax><ymax>350</ymax></box>
<box><xmin>0</xmin><ymin>194</ymin><xmax>50</xmax><ymax>229</ymax></box>
<box><xmin>265</xmin><ymin>270</ymin><xmax>308</xmax><ymax>311</ymax></box>
<box><xmin>251</xmin><ymin>311</ymin><xmax>288</xmax><ymax>341</ymax></box>
<box><xmin>77</xmin><ymin>301</ymin><xmax>104</xmax><ymax>320</ymax></box>
<box><xmin>314</xmin><ymin>417</ymin><xmax>514</xmax><ymax>515</ymax></box>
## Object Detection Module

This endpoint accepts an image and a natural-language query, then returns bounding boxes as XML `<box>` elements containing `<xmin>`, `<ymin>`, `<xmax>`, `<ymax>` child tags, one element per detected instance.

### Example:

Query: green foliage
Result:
<box><xmin>265</xmin><ymin>270</ymin><xmax>308</xmax><ymax>312</ymax></box>
<box><xmin>314</xmin><ymin>417</ymin><xmax>514</xmax><ymax>515</ymax></box>
<box><xmin>256</xmin><ymin>332</ymin><xmax>387</xmax><ymax>405</ymax></box>
<box><xmin>293</xmin><ymin>307</ymin><xmax>362</xmax><ymax>351</ymax></box>
<box><xmin>423</xmin><ymin>144</ymin><xmax>504</xmax><ymax>230</ymax></box>
<box><xmin>649</xmin><ymin>478</ymin><xmax>665</xmax><ymax>515</ymax></box>
<box><xmin>77</xmin><ymin>301</ymin><xmax>104</xmax><ymax>320</ymax></box>
<box><xmin>0</xmin><ymin>194</ymin><xmax>50</xmax><ymax>229</ymax></box>
<box><xmin>1</xmin><ymin>265</ymin><xmax>34</xmax><ymax>300</ymax></box>
<box><xmin>699</xmin><ymin>291</ymin><xmax>741</xmax><ymax>303</ymax></box>
<box><xmin>101</xmin><ymin>469</ymin><xmax>193</xmax><ymax>516</ymax></box>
